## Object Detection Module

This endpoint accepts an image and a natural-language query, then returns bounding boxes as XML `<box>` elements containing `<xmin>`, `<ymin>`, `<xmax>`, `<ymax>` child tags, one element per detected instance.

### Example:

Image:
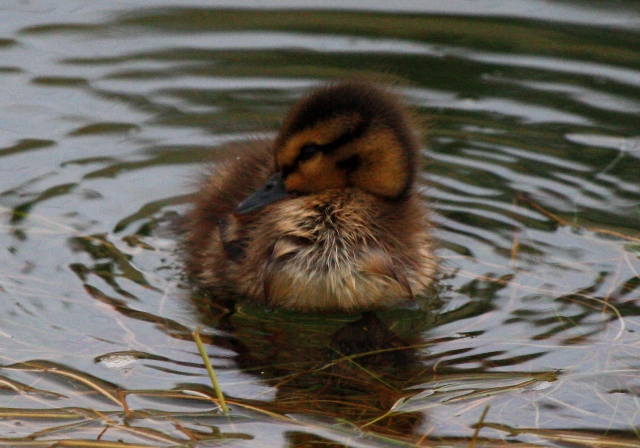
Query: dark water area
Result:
<box><xmin>1</xmin><ymin>1</ymin><xmax>639</xmax><ymax>446</ymax></box>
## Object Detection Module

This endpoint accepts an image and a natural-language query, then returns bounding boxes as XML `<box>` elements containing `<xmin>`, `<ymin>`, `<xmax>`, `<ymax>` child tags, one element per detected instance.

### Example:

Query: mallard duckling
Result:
<box><xmin>184</xmin><ymin>81</ymin><xmax>436</xmax><ymax>311</ymax></box>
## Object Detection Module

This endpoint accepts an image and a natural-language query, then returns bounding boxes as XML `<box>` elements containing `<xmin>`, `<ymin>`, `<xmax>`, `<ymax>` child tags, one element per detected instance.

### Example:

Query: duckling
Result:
<box><xmin>183</xmin><ymin>81</ymin><xmax>437</xmax><ymax>311</ymax></box>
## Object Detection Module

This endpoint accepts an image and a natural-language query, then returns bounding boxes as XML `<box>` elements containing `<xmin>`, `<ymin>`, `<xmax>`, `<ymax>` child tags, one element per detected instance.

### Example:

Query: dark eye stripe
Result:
<box><xmin>282</xmin><ymin>120</ymin><xmax>368</xmax><ymax>179</ymax></box>
<box><xmin>297</xmin><ymin>144</ymin><xmax>320</xmax><ymax>162</ymax></box>
<box><xmin>335</xmin><ymin>154</ymin><xmax>361</xmax><ymax>173</ymax></box>
<box><xmin>319</xmin><ymin>120</ymin><xmax>367</xmax><ymax>154</ymax></box>
<box><xmin>281</xmin><ymin>164</ymin><xmax>294</xmax><ymax>178</ymax></box>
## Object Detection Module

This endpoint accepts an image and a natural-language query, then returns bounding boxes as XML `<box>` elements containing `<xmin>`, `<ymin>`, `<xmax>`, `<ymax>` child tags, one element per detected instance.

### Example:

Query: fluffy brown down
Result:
<box><xmin>183</xmin><ymin>81</ymin><xmax>437</xmax><ymax>311</ymax></box>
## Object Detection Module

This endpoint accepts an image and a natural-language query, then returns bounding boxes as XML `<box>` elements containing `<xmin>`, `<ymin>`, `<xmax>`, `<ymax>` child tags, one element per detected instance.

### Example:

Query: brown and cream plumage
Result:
<box><xmin>183</xmin><ymin>81</ymin><xmax>437</xmax><ymax>311</ymax></box>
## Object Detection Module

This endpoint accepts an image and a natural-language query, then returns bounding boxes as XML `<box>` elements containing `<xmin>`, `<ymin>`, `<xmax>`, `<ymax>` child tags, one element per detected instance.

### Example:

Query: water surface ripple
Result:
<box><xmin>1</xmin><ymin>2</ymin><xmax>639</xmax><ymax>446</ymax></box>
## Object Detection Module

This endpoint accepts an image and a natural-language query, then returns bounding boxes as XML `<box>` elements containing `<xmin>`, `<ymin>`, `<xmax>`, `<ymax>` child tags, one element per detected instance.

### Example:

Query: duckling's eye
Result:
<box><xmin>297</xmin><ymin>144</ymin><xmax>320</xmax><ymax>162</ymax></box>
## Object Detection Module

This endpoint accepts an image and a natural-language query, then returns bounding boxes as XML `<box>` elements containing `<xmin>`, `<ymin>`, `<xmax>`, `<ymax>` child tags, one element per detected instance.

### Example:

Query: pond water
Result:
<box><xmin>1</xmin><ymin>1</ymin><xmax>639</xmax><ymax>446</ymax></box>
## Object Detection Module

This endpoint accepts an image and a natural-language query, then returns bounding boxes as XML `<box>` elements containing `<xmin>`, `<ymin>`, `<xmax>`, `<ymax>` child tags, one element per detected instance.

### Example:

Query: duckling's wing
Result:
<box><xmin>263</xmin><ymin>237</ymin><xmax>310</xmax><ymax>305</ymax></box>
<box><xmin>356</xmin><ymin>248</ymin><xmax>414</xmax><ymax>300</ymax></box>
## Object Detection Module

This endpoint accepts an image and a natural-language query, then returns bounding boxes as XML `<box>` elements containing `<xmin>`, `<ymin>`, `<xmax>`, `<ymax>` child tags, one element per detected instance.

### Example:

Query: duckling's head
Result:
<box><xmin>236</xmin><ymin>81</ymin><xmax>420</xmax><ymax>214</ymax></box>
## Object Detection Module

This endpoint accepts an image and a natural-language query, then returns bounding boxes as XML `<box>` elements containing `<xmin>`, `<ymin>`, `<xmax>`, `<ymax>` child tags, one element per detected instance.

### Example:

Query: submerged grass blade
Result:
<box><xmin>0</xmin><ymin>375</ymin><xmax>67</xmax><ymax>398</ymax></box>
<box><xmin>0</xmin><ymin>442</ymin><xmax>153</xmax><ymax>447</ymax></box>
<box><xmin>2</xmin><ymin>360</ymin><xmax>123</xmax><ymax>407</ymax></box>
<box><xmin>0</xmin><ymin>408</ymin><xmax>90</xmax><ymax>419</ymax></box>
<box><xmin>469</xmin><ymin>405</ymin><xmax>490</xmax><ymax>448</ymax></box>
<box><xmin>193</xmin><ymin>325</ymin><xmax>229</xmax><ymax>415</ymax></box>
<box><xmin>485</xmin><ymin>423</ymin><xmax>640</xmax><ymax>447</ymax></box>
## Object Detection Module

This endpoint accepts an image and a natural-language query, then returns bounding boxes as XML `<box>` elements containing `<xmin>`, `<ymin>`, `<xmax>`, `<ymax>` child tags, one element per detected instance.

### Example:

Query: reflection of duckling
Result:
<box><xmin>184</xmin><ymin>81</ymin><xmax>437</xmax><ymax>311</ymax></box>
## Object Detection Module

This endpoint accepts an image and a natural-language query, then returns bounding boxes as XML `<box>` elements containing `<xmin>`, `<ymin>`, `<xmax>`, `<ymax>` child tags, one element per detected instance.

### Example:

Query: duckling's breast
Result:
<box><xmin>227</xmin><ymin>189</ymin><xmax>435</xmax><ymax>311</ymax></box>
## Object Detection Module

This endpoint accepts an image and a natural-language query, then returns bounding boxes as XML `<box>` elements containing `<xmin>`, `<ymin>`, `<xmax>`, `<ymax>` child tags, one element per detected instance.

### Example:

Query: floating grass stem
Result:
<box><xmin>193</xmin><ymin>325</ymin><xmax>229</xmax><ymax>415</ymax></box>
<box><xmin>469</xmin><ymin>405</ymin><xmax>490</xmax><ymax>448</ymax></box>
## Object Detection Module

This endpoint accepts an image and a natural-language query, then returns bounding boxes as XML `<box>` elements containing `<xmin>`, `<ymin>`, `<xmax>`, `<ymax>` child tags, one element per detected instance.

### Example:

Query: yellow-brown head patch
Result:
<box><xmin>273</xmin><ymin>81</ymin><xmax>419</xmax><ymax>200</ymax></box>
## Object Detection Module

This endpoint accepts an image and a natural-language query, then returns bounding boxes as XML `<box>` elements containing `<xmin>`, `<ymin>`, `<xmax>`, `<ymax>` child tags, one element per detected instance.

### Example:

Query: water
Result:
<box><xmin>1</xmin><ymin>1</ymin><xmax>639</xmax><ymax>446</ymax></box>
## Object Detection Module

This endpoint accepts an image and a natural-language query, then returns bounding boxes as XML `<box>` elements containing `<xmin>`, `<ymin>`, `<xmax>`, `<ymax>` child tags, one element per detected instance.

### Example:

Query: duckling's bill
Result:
<box><xmin>236</xmin><ymin>172</ymin><xmax>289</xmax><ymax>215</ymax></box>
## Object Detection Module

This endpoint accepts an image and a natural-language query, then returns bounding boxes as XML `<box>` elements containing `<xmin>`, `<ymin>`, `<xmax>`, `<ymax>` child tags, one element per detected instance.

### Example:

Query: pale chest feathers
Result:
<box><xmin>220</xmin><ymin>191</ymin><xmax>429</xmax><ymax>310</ymax></box>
